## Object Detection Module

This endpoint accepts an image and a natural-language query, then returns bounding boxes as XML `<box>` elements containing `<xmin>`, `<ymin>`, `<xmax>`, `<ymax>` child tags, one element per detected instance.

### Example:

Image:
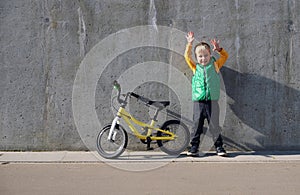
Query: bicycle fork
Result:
<box><xmin>107</xmin><ymin>116</ymin><xmax>120</xmax><ymax>141</ymax></box>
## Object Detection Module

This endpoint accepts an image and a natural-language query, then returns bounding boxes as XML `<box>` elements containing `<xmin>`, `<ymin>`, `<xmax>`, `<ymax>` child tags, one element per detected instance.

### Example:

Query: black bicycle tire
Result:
<box><xmin>157</xmin><ymin>120</ymin><xmax>190</xmax><ymax>155</ymax></box>
<box><xmin>96</xmin><ymin>124</ymin><xmax>128</xmax><ymax>159</ymax></box>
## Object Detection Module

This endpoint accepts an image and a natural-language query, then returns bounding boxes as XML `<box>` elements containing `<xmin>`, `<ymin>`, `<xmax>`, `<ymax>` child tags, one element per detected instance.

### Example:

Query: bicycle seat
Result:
<box><xmin>148</xmin><ymin>100</ymin><xmax>170</xmax><ymax>108</ymax></box>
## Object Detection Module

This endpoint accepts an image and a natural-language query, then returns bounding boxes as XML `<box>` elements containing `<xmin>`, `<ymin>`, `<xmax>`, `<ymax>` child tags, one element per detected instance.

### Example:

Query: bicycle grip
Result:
<box><xmin>130</xmin><ymin>92</ymin><xmax>140</xmax><ymax>98</ymax></box>
<box><xmin>130</xmin><ymin>92</ymin><xmax>151</xmax><ymax>104</ymax></box>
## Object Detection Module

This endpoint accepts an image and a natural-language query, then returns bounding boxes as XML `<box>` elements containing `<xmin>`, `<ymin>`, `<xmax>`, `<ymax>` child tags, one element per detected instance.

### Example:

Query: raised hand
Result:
<box><xmin>186</xmin><ymin>31</ymin><xmax>194</xmax><ymax>43</ymax></box>
<box><xmin>210</xmin><ymin>39</ymin><xmax>221</xmax><ymax>52</ymax></box>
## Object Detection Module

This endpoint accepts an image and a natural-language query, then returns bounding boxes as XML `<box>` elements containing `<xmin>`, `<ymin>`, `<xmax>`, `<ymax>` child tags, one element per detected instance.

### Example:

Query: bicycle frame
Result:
<box><xmin>108</xmin><ymin>106</ymin><xmax>176</xmax><ymax>141</ymax></box>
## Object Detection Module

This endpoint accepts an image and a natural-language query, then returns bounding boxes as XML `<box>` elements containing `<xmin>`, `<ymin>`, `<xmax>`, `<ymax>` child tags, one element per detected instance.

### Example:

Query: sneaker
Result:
<box><xmin>187</xmin><ymin>146</ymin><xmax>199</xmax><ymax>157</ymax></box>
<box><xmin>216</xmin><ymin>146</ymin><xmax>227</xmax><ymax>157</ymax></box>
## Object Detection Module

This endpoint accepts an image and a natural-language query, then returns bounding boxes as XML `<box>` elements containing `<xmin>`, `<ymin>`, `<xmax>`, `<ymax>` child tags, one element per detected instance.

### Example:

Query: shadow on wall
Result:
<box><xmin>221</xmin><ymin>66</ymin><xmax>300</xmax><ymax>151</ymax></box>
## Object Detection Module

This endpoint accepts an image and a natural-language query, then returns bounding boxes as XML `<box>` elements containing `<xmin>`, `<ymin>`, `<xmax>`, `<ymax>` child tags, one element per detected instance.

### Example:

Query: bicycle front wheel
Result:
<box><xmin>157</xmin><ymin>120</ymin><xmax>190</xmax><ymax>155</ymax></box>
<box><xmin>96</xmin><ymin>124</ymin><xmax>128</xmax><ymax>159</ymax></box>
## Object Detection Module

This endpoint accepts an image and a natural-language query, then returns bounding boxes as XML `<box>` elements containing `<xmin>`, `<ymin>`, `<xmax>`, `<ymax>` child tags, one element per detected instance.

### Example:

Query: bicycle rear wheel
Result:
<box><xmin>157</xmin><ymin>120</ymin><xmax>190</xmax><ymax>155</ymax></box>
<box><xmin>96</xmin><ymin>124</ymin><xmax>128</xmax><ymax>159</ymax></box>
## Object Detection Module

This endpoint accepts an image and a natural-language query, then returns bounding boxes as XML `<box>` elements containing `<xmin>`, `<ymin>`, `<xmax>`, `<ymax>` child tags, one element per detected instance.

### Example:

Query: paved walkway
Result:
<box><xmin>1</xmin><ymin>151</ymin><xmax>300</xmax><ymax>195</ymax></box>
<box><xmin>1</xmin><ymin>151</ymin><xmax>300</xmax><ymax>163</ymax></box>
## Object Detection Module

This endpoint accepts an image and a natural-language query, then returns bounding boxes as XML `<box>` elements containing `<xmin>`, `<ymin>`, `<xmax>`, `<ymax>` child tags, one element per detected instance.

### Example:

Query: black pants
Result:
<box><xmin>191</xmin><ymin>100</ymin><xmax>223</xmax><ymax>148</ymax></box>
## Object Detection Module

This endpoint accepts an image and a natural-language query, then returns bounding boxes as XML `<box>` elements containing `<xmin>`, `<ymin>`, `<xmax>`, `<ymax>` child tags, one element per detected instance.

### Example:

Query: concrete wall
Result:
<box><xmin>1</xmin><ymin>0</ymin><xmax>299</xmax><ymax>151</ymax></box>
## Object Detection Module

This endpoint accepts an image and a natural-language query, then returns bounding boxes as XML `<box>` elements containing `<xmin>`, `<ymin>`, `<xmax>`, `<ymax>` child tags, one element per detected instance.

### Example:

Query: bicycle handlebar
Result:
<box><xmin>130</xmin><ymin>92</ymin><xmax>139</xmax><ymax>99</ymax></box>
<box><xmin>130</xmin><ymin>92</ymin><xmax>151</xmax><ymax>105</ymax></box>
<box><xmin>113</xmin><ymin>80</ymin><xmax>153</xmax><ymax>107</ymax></box>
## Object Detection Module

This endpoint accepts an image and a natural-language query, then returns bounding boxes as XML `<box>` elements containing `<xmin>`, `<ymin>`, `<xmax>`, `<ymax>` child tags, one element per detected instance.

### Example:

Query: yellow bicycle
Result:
<box><xmin>96</xmin><ymin>81</ymin><xmax>190</xmax><ymax>159</ymax></box>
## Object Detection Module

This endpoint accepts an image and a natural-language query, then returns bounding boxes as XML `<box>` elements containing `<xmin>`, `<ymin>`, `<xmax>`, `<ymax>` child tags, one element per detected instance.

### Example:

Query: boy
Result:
<box><xmin>184</xmin><ymin>31</ymin><xmax>228</xmax><ymax>157</ymax></box>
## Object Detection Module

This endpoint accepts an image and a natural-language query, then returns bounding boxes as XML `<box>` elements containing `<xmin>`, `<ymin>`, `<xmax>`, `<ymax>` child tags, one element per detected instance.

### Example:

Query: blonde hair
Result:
<box><xmin>194</xmin><ymin>42</ymin><xmax>211</xmax><ymax>59</ymax></box>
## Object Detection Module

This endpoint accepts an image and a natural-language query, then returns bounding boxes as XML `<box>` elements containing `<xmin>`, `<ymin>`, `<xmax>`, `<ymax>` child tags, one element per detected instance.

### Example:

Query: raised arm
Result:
<box><xmin>184</xmin><ymin>32</ymin><xmax>196</xmax><ymax>74</ymax></box>
<box><xmin>211</xmin><ymin>39</ymin><xmax>228</xmax><ymax>72</ymax></box>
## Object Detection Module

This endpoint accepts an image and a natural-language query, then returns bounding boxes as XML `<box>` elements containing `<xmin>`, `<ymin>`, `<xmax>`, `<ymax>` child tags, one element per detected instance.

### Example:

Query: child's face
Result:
<box><xmin>195</xmin><ymin>47</ymin><xmax>211</xmax><ymax>66</ymax></box>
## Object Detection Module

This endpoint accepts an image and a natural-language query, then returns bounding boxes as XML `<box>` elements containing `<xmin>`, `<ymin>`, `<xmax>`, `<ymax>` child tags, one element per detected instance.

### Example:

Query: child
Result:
<box><xmin>184</xmin><ymin>31</ymin><xmax>228</xmax><ymax>157</ymax></box>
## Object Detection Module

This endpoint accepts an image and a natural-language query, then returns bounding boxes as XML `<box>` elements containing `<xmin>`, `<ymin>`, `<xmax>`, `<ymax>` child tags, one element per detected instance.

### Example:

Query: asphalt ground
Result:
<box><xmin>1</xmin><ymin>151</ymin><xmax>299</xmax><ymax>195</ymax></box>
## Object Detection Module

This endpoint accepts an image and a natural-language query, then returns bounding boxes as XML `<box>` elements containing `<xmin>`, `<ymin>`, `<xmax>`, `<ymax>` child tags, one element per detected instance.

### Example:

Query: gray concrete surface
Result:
<box><xmin>1</xmin><ymin>151</ymin><xmax>299</xmax><ymax>163</ymax></box>
<box><xmin>1</xmin><ymin>0</ymin><xmax>300</xmax><ymax>151</ymax></box>
<box><xmin>0</xmin><ymin>151</ymin><xmax>299</xmax><ymax>195</ymax></box>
